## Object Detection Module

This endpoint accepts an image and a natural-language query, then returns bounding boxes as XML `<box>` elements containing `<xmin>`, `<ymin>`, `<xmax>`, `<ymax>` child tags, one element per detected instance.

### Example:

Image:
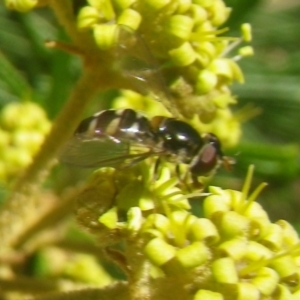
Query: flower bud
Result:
<box><xmin>243</xmin><ymin>241</ymin><xmax>272</xmax><ymax>261</ymax></box>
<box><xmin>217</xmin><ymin>211</ymin><xmax>250</xmax><ymax>239</ymax></box>
<box><xmin>195</xmin><ymin>41</ymin><xmax>216</xmax><ymax>61</ymax></box>
<box><xmin>127</xmin><ymin>207</ymin><xmax>142</xmax><ymax>232</ymax></box>
<box><xmin>144</xmin><ymin>237</ymin><xmax>176</xmax><ymax>266</ymax></box>
<box><xmin>5</xmin><ymin>0</ymin><xmax>37</xmax><ymax>12</ymax></box>
<box><xmin>164</xmin><ymin>15</ymin><xmax>194</xmax><ymax>40</ymax></box>
<box><xmin>142</xmin><ymin>214</ymin><xmax>170</xmax><ymax>237</ymax></box>
<box><xmin>12</xmin><ymin>130</ymin><xmax>44</xmax><ymax>154</ymax></box>
<box><xmin>270</xmin><ymin>256</ymin><xmax>298</xmax><ymax>279</ymax></box>
<box><xmin>98</xmin><ymin>207</ymin><xmax>118</xmax><ymax>229</ymax></box>
<box><xmin>77</xmin><ymin>6</ymin><xmax>100</xmax><ymax>29</ymax></box>
<box><xmin>176</xmin><ymin>241</ymin><xmax>210</xmax><ymax>269</ymax></box>
<box><xmin>176</xmin><ymin>0</ymin><xmax>191</xmax><ymax>14</ymax></box>
<box><xmin>277</xmin><ymin>220</ymin><xmax>300</xmax><ymax>246</ymax></box>
<box><xmin>238</xmin><ymin>46</ymin><xmax>254</xmax><ymax>57</ymax></box>
<box><xmin>260</xmin><ymin>223</ymin><xmax>283</xmax><ymax>251</ymax></box>
<box><xmin>235</xmin><ymin>282</ymin><xmax>260</xmax><ymax>300</ymax></box>
<box><xmin>241</xmin><ymin>23</ymin><xmax>252</xmax><ymax>42</ymax></box>
<box><xmin>89</xmin><ymin>0</ymin><xmax>115</xmax><ymax>19</ymax></box>
<box><xmin>275</xmin><ymin>284</ymin><xmax>293</xmax><ymax>299</ymax></box>
<box><xmin>210</xmin><ymin>0</ymin><xmax>231</xmax><ymax>26</ymax></box>
<box><xmin>1</xmin><ymin>102</ymin><xmax>48</xmax><ymax>130</ymax></box>
<box><xmin>192</xmin><ymin>0</ymin><xmax>211</xmax><ymax>8</ymax></box>
<box><xmin>144</xmin><ymin>0</ymin><xmax>171</xmax><ymax>11</ymax></box>
<box><xmin>117</xmin><ymin>9</ymin><xmax>141</xmax><ymax>30</ymax></box>
<box><xmin>169</xmin><ymin>42</ymin><xmax>196</xmax><ymax>66</ymax></box>
<box><xmin>194</xmin><ymin>289</ymin><xmax>223</xmax><ymax>300</ymax></box>
<box><xmin>218</xmin><ymin>238</ymin><xmax>247</xmax><ymax>260</ymax></box>
<box><xmin>203</xmin><ymin>194</ymin><xmax>231</xmax><ymax>217</ymax></box>
<box><xmin>249</xmin><ymin>216</ymin><xmax>271</xmax><ymax>240</ymax></box>
<box><xmin>208</xmin><ymin>58</ymin><xmax>232</xmax><ymax>80</ymax></box>
<box><xmin>195</xmin><ymin>69</ymin><xmax>217</xmax><ymax>94</ymax></box>
<box><xmin>114</xmin><ymin>0</ymin><xmax>136</xmax><ymax>10</ymax></box>
<box><xmin>188</xmin><ymin>218</ymin><xmax>220</xmax><ymax>244</ymax></box>
<box><xmin>93</xmin><ymin>24</ymin><xmax>119</xmax><ymax>50</ymax></box>
<box><xmin>212</xmin><ymin>257</ymin><xmax>238</xmax><ymax>283</ymax></box>
<box><xmin>143</xmin><ymin>229</ymin><xmax>165</xmax><ymax>239</ymax></box>
<box><xmin>171</xmin><ymin>210</ymin><xmax>189</xmax><ymax>227</ymax></box>
<box><xmin>213</xmin><ymin>93</ymin><xmax>236</xmax><ymax>109</ymax></box>
<box><xmin>190</xmin><ymin>4</ymin><xmax>207</xmax><ymax>25</ymax></box>
<box><xmin>63</xmin><ymin>254</ymin><xmax>112</xmax><ymax>286</ymax></box>
<box><xmin>251</xmin><ymin>267</ymin><xmax>279</xmax><ymax>296</ymax></box>
<box><xmin>227</xmin><ymin>60</ymin><xmax>244</xmax><ymax>83</ymax></box>
<box><xmin>139</xmin><ymin>190</ymin><xmax>156</xmax><ymax>210</ymax></box>
<box><xmin>4</xmin><ymin>147</ymin><xmax>32</xmax><ymax>171</ymax></box>
<box><xmin>294</xmin><ymin>289</ymin><xmax>300</xmax><ymax>298</ymax></box>
<box><xmin>244</xmin><ymin>201</ymin><xmax>270</xmax><ymax>221</ymax></box>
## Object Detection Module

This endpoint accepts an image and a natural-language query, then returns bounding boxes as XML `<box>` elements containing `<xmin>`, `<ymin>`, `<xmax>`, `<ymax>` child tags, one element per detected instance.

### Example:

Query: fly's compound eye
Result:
<box><xmin>205</xmin><ymin>133</ymin><xmax>223</xmax><ymax>157</ymax></box>
<box><xmin>189</xmin><ymin>133</ymin><xmax>223</xmax><ymax>176</ymax></box>
<box><xmin>205</xmin><ymin>133</ymin><xmax>236</xmax><ymax>171</ymax></box>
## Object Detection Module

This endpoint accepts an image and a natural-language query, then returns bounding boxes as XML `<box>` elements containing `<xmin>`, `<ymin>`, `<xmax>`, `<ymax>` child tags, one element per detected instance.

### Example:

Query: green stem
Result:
<box><xmin>126</xmin><ymin>238</ymin><xmax>152</xmax><ymax>300</ymax></box>
<box><xmin>17</xmin><ymin>68</ymin><xmax>100</xmax><ymax>188</ymax></box>
<box><xmin>0</xmin><ymin>277</ymin><xmax>57</xmax><ymax>293</ymax></box>
<box><xmin>14</xmin><ymin>183</ymin><xmax>86</xmax><ymax>249</ymax></box>
<box><xmin>0</xmin><ymin>68</ymin><xmax>100</xmax><ymax>250</ymax></box>
<box><xmin>48</xmin><ymin>0</ymin><xmax>90</xmax><ymax>46</ymax></box>
<box><xmin>31</xmin><ymin>283</ymin><xmax>130</xmax><ymax>300</ymax></box>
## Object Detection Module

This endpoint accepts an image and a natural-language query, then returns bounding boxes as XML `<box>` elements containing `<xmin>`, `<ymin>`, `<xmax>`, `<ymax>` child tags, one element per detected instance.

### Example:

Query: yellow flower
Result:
<box><xmin>76</xmin><ymin>163</ymin><xmax>300</xmax><ymax>299</ymax></box>
<box><xmin>0</xmin><ymin>102</ymin><xmax>51</xmax><ymax>183</ymax></box>
<box><xmin>5</xmin><ymin>0</ymin><xmax>37</xmax><ymax>12</ymax></box>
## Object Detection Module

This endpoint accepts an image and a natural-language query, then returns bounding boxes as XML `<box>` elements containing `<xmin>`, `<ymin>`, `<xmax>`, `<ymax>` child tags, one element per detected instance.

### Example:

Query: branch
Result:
<box><xmin>0</xmin><ymin>67</ymin><xmax>101</xmax><ymax>250</ymax></box>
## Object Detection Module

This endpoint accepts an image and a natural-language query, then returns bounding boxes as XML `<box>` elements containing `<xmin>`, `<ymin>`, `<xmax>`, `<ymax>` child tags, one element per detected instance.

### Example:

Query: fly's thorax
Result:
<box><xmin>150</xmin><ymin>116</ymin><xmax>204</xmax><ymax>163</ymax></box>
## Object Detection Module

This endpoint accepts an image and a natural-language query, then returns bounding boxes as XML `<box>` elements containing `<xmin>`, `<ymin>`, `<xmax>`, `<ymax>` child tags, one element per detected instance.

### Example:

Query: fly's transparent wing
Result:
<box><xmin>60</xmin><ymin>134</ymin><xmax>153</xmax><ymax>169</ymax></box>
<box><xmin>116</xmin><ymin>26</ymin><xmax>160</xmax><ymax>90</ymax></box>
<box><xmin>114</xmin><ymin>25</ymin><xmax>176</xmax><ymax>115</ymax></box>
<box><xmin>60</xmin><ymin>135</ymin><xmax>130</xmax><ymax>168</ymax></box>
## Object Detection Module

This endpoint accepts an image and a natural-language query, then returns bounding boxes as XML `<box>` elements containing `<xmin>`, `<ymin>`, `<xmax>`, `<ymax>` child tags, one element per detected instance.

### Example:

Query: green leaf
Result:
<box><xmin>0</xmin><ymin>51</ymin><xmax>30</xmax><ymax>102</ymax></box>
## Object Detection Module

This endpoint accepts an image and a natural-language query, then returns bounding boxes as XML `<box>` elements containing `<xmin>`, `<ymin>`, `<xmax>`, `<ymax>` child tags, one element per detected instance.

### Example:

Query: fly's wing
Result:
<box><xmin>60</xmin><ymin>134</ymin><xmax>152</xmax><ymax>169</ymax></box>
<box><xmin>114</xmin><ymin>25</ymin><xmax>176</xmax><ymax>115</ymax></box>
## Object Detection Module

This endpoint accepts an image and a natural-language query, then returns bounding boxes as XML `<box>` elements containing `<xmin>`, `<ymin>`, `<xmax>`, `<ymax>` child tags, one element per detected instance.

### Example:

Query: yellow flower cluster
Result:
<box><xmin>5</xmin><ymin>0</ymin><xmax>37</xmax><ymax>12</ymax></box>
<box><xmin>78</xmin><ymin>0</ymin><xmax>252</xmax><ymax>148</ymax></box>
<box><xmin>144</xmin><ymin>187</ymin><xmax>300</xmax><ymax>299</ymax></box>
<box><xmin>0</xmin><ymin>102</ymin><xmax>51</xmax><ymax>183</ymax></box>
<box><xmin>113</xmin><ymin>90</ymin><xmax>171</xmax><ymax>118</ymax></box>
<box><xmin>76</xmin><ymin>165</ymin><xmax>300</xmax><ymax>299</ymax></box>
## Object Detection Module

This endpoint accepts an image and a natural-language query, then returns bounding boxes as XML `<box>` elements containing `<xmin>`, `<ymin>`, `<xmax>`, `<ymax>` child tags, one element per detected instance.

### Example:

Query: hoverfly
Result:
<box><xmin>60</xmin><ymin>26</ymin><xmax>226</xmax><ymax>179</ymax></box>
<box><xmin>60</xmin><ymin>108</ymin><xmax>224</xmax><ymax>179</ymax></box>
